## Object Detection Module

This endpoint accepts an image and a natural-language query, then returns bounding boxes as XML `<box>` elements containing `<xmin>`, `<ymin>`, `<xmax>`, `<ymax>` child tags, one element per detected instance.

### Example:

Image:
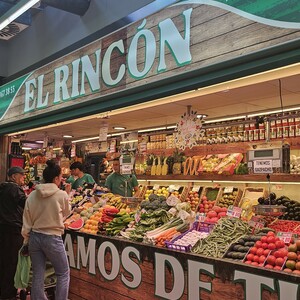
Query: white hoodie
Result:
<box><xmin>22</xmin><ymin>183</ymin><xmax>71</xmax><ymax>243</ymax></box>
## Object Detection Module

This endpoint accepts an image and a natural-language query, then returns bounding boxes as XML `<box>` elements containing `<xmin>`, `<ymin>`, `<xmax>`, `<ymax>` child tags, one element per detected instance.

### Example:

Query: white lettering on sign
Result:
<box><xmin>63</xmin><ymin>233</ymin><xmax>299</xmax><ymax>300</ymax></box>
<box><xmin>187</xmin><ymin>260</ymin><xmax>214</xmax><ymax>300</ymax></box>
<box><xmin>155</xmin><ymin>253</ymin><xmax>185</xmax><ymax>299</ymax></box>
<box><xmin>253</xmin><ymin>160</ymin><xmax>273</xmax><ymax>174</ymax></box>
<box><xmin>234</xmin><ymin>270</ymin><xmax>275</xmax><ymax>299</ymax></box>
<box><xmin>24</xmin><ymin>8</ymin><xmax>193</xmax><ymax>113</ymax></box>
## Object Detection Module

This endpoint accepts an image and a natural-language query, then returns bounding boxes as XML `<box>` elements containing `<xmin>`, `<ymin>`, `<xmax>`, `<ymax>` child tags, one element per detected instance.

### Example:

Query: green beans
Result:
<box><xmin>191</xmin><ymin>217</ymin><xmax>251</xmax><ymax>258</ymax></box>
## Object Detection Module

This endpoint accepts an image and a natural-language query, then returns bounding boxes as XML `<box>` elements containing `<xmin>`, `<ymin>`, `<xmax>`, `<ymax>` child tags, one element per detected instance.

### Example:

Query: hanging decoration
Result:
<box><xmin>174</xmin><ymin>106</ymin><xmax>205</xmax><ymax>150</ymax></box>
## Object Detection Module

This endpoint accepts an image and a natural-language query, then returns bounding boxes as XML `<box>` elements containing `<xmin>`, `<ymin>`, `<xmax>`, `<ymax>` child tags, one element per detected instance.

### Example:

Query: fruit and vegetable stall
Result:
<box><xmin>63</xmin><ymin>186</ymin><xmax>300</xmax><ymax>300</ymax></box>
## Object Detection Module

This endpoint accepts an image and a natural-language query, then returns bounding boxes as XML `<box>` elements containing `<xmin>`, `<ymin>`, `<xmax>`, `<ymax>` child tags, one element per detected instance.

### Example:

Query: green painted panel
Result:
<box><xmin>177</xmin><ymin>0</ymin><xmax>300</xmax><ymax>28</ymax></box>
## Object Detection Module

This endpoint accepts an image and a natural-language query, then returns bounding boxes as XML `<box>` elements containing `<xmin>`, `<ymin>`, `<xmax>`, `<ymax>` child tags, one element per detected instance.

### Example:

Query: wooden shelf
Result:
<box><xmin>137</xmin><ymin>174</ymin><xmax>300</xmax><ymax>183</ymax></box>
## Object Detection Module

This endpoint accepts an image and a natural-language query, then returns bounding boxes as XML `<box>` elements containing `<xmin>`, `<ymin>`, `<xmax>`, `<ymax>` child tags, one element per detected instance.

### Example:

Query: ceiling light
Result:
<box><xmin>113</xmin><ymin>126</ymin><xmax>126</xmax><ymax>130</ymax></box>
<box><xmin>63</xmin><ymin>135</ymin><xmax>74</xmax><ymax>138</ymax></box>
<box><xmin>53</xmin><ymin>147</ymin><xmax>62</xmax><ymax>151</ymax></box>
<box><xmin>35</xmin><ymin>140</ymin><xmax>44</xmax><ymax>143</ymax></box>
<box><xmin>72</xmin><ymin>136</ymin><xmax>99</xmax><ymax>143</ymax></box>
<box><xmin>22</xmin><ymin>147</ymin><xmax>32</xmax><ymax>150</ymax></box>
<box><xmin>247</xmin><ymin>106</ymin><xmax>300</xmax><ymax>118</ymax></box>
<box><xmin>138</xmin><ymin>127</ymin><xmax>167</xmax><ymax>133</ymax></box>
<box><xmin>205</xmin><ymin>115</ymin><xmax>247</xmax><ymax>124</ymax></box>
<box><xmin>197</xmin><ymin>114</ymin><xmax>208</xmax><ymax>119</ymax></box>
<box><xmin>120</xmin><ymin>140</ymin><xmax>138</xmax><ymax>144</ymax></box>
<box><xmin>0</xmin><ymin>0</ymin><xmax>40</xmax><ymax>31</ymax></box>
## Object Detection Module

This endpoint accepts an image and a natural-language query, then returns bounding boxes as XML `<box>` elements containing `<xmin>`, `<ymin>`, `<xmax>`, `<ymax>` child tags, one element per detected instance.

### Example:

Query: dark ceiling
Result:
<box><xmin>0</xmin><ymin>0</ymin><xmax>91</xmax><ymax>40</ymax></box>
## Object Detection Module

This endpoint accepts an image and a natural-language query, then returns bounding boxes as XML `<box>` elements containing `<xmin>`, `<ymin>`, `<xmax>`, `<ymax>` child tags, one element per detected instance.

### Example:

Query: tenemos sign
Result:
<box><xmin>64</xmin><ymin>233</ymin><xmax>300</xmax><ymax>300</ymax></box>
<box><xmin>2</xmin><ymin>0</ymin><xmax>300</xmax><ymax>124</ymax></box>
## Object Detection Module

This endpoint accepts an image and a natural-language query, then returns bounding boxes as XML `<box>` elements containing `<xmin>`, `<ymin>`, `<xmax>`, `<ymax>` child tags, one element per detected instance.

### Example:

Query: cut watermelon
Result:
<box><xmin>68</xmin><ymin>218</ymin><xmax>84</xmax><ymax>230</ymax></box>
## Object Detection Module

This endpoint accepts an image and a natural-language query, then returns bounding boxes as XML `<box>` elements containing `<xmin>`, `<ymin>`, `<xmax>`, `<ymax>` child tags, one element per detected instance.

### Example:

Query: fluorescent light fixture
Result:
<box><xmin>22</xmin><ymin>147</ymin><xmax>32</xmax><ymax>150</ymax></box>
<box><xmin>0</xmin><ymin>0</ymin><xmax>40</xmax><ymax>31</ymax></box>
<box><xmin>205</xmin><ymin>115</ymin><xmax>247</xmax><ymax>124</ymax></box>
<box><xmin>247</xmin><ymin>106</ymin><xmax>300</xmax><ymax>118</ymax></box>
<box><xmin>72</xmin><ymin>136</ymin><xmax>99</xmax><ymax>143</ymax></box>
<box><xmin>35</xmin><ymin>140</ymin><xmax>44</xmax><ymax>143</ymax></box>
<box><xmin>53</xmin><ymin>147</ymin><xmax>62</xmax><ymax>151</ymax></box>
<box><xmin>63</xmin><ymin>135</ymin><xmax>74</xmax><ymax>138</ymax></box>
<box><xmin>166</xmin><ymin>125</ymin><xmax>176</xmax><ymax>129</ymax></box>
<box><xmin>120</xmin><ymin>140</ymin><xmax>138</xmax><ymax>144</ymax></box>
<box><xmin>113</xmin><ymin>126</ymin><xmax>126</xmax><ymax>130</ymax></box>
<box><xmin>138</xmin><ymin>127</ymin><xmax>166</xmax><ymax>133</ymax></box>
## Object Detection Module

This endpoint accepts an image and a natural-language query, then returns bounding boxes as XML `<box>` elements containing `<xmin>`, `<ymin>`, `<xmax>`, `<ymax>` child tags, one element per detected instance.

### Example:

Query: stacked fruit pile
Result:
<box><xmin>283</xmin><ymin>241</ymin><xmax>300</xmax><ymax>274</ymax></box>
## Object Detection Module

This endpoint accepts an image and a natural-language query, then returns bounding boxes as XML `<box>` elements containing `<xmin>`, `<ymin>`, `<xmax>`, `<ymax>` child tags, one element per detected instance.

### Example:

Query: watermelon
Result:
<box><xmin>68</xmin><ymin>218</ymin><xmax>84</xmax><ymax>230</ymax></box>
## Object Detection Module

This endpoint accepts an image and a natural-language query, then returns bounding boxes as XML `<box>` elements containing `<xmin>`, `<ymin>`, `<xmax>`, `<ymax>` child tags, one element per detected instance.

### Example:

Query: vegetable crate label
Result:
<box><xmin>227</xmin><ymin>206</ymin><xmax>242</xmax><ymax>218</ymax></box>
<box><xmin>277</xmin><ymin>232</ymin><xmax>293</xmax><ymax>244</ymax></box>
<box><xmin>248</xmin><ymin>216</ymin><xmax>264</xmax><ymax>229</ymax></box>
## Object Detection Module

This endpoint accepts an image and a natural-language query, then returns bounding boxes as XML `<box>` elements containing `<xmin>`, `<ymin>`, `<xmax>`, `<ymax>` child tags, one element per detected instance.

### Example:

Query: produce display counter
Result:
<box><xmin>64</xmin><ymin>231</ymin><xmax>300</xmax><ymax>300</ymax></box>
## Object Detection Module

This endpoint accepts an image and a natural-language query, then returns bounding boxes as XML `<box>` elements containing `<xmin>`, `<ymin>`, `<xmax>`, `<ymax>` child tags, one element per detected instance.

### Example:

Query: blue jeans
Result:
<box><xmin>28</xmin><ymin>231</ymin><xmax>70</xmax><ymax>300</ymax></box>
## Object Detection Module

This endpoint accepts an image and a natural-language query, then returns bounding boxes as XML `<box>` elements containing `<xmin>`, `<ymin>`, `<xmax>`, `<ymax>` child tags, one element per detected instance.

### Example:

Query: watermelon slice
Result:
<box><xmin>68</xmin><ymin>218</ymin><xmax>84</xmax><ymax>230</ymax></box>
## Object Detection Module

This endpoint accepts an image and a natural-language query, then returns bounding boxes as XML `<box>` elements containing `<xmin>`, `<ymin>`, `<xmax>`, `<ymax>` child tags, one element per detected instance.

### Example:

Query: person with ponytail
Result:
<box><xmin>22</xmin><ymin>160</ymin><xmax>71</xmax><ymax>300</ymax></box>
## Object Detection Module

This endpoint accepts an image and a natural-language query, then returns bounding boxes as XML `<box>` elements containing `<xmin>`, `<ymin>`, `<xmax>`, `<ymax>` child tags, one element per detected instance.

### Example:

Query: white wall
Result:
<box><xmin>0</xmin><ymin>0</ymin><xmax>156</xmax><ymax>78</ymax></box>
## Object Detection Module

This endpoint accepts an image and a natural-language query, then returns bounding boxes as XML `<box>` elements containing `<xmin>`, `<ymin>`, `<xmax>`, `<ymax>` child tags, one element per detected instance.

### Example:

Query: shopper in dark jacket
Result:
<box><xmin>0</xmin><ymin>166</ymin><xmax>27</xmax><ymax>300</ymax></box>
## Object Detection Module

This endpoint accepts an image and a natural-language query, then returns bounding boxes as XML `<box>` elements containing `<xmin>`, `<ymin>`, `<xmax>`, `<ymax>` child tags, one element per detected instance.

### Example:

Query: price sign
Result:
<box><xmin>248</xmin><ymin>216</ymin><xmax>264</xmax><ymax>229</ymax></box>
<box><xmin>224</xmin><ymin>186</ymin><xmax>234</xmax><ymax>194</ymax></box>
<box><xmin>135</xmin><ymin>211</ymin><xmax>141</xmax><ymax>223</ymax></box>
<box><xmin>253</xmin><ymin>160</ymin><xmax>273</xmax><ymax>174</ymax></box>
<box><xmin>192</xmin><ymin>185</ymin><xmax>201</xmax><ymax>192</ymax></box>
<box><xmin>277</xmin><ymin>232</ymin><xmax>293</xmax><ymax>244</ymax></box>
<box><xmin>196</xmin><ymin>213</ymin><xmax>206</xmax><ymax>222</ymax></box>
<box><xmin>153</xmin><ymin>184</ymin><xmax>160</xmax><ymax>190</ymax></box>
<box><xmin>226</xmin><ymin>205</ymin><xmax>242</xmax><ymax>218</ymax></box>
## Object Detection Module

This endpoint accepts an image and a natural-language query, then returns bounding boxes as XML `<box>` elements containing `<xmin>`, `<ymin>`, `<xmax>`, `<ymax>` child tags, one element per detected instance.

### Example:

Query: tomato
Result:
<box><xmin>267</xmin><ymin>255</ymin><xmax>276</xmax><ymax>266</ymax></box>
<box><xmin>264</xmin><ymin>264</ymin><xmax>274</xmax><ymax>269</ymax></box>
<box><xmin>263</xmin><ymin>249</ymin><xmax>271</xmax><ymax>256</ymax></box>
<box><xmin>275</xmin><ymin>257</ymin><xmax>284</xmax><ymax>267</ymax></box>
<box><xmin>262</xmin><ymin>243</ymin><xmax>268</xmax><ymax>249</ymax></box>
<box><xmin>267</xmin><ymin>236</ymin><xmax>275</xmax><ymax>244</ymax></box>
<box><xmin>259</xmin><ymin>255</ymin><xmax>266</xmax><ymax>264</ymax></box>
<box><xmin>267</xmin><ymin>231</ymin><xmax>275</xmax><ymax>236</ymax></box>
<box><xmin>275</xmin><ymin>240</ymin><xmax>285</xmax><ymax>249</ymax></box>
<box><xmin>273</xmin><ymin>266</ymin><xmax>282</xmax><ymax>271</ymax></box>
<box><xmin>251</xmin><ymin>262</ymin><xmax>259</xmax><ymax>266</ymax></box>
<box><xmin>253</xmin><ymin>255</ymin><xmax>260</xmax><ymax>263</ymax></box>
<box><xmin>256</xmin><ymin>248</ymin><xmax>264</xmax><ymax>257</ymax></box>
<box><xmin>250</xmin><ymin>247</ymin><xmax>257</xmax><ymax>255</ymax></box>
<box><xmin>244</xmin><ymin>260</ymin><xmax>252</xmax><ymax>264</ymax></box>
<box><xmin>255</xmin><ymin>241</ymin><xmax>263</xmax><ymax>248</ymax></box>
<box><xmin>268</xmin><ymin>243</ymin><xmax>276</xmax><ymax>250</ymax></box>
<box><xmin>247</xmin><ymin>254</ymin><xmax>254</xmax><ymax>261</ymax></box>
<box><xmin>261</xmin><ymin>236</ymin><xmax>268</xmax><ymax>243</ymax></box>
<box><xmin>258</xmin><ymin>263</ymin><xmax>264</xmax><ymax>267</ymax></box>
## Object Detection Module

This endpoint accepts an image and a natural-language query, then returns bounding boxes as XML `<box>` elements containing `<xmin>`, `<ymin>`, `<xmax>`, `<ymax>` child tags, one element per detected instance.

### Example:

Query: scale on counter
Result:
<box><xmin>247</xmin><ymin>141</ymin><xmax>290</xmax><ymax>174</ymax></box>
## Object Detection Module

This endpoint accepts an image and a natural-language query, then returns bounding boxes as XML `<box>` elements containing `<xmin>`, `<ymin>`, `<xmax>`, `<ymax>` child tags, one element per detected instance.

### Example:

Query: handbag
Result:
<box><xmin>14</xmin><ymin>245</ymin><xmax>31</xmax><ymax>289</ymax></box>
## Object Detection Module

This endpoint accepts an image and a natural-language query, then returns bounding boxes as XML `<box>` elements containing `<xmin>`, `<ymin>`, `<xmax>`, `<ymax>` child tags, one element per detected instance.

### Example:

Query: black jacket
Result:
<box><xmin>0</xmin><ymin>181</ymin><xmax>26</xmax><ymax>229</ymax></box>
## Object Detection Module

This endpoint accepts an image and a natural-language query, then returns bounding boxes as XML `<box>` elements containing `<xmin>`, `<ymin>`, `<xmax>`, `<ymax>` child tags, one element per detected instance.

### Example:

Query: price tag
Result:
<box><xmin>135</xmin><ymin>211</ymin><xmax>141</xmax><ymax>223</ymax></box>
<box><xmin>248</xmin><ymin>216</ymin><xmax>264</xmax><ymax>229</ymax></box>
<box><xmin>192</xmin><ymin>185</ymin><xmax>201</xmax><ymax>192</ymax></box>
<box><xmin>226</xmin><ymin>205</ymin><xmax>242</xmax><ymax>218</ymax></box>
<box><xmin>253</xmin><ymin>160</ymin><xmax>273</xmax><ymax>174</ymax></box>
<box><xmin>197</xmin><ymin>213</ymin><xmax>206</xmax><ymax>222</ymax></box>
<box><xmin>224</xmin><ymin>186</ymin><xmax>234</xmax><ymax>194</ymax></box>
<box><xmin>277</xmin><ymin>232</ymin><xmax>293</xmax><ymax>244</ymax></box>
<box><xmin>153</xmin><ymin>184</ymin><xmax>160</xmax><ymax>190</ymax></box>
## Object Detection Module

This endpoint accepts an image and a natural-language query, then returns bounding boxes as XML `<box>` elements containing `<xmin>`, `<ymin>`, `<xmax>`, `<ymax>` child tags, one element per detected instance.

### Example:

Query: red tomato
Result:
<box><xmin>273</xmin><ymin>266</ymin><xmax>282</xmax><ymax>270</ymax></box>
<box><xmin>267</xmin><ymin>255</ymin><xmax>276</xmax><ymax>266</ymax></box>
<box><xmin>256</xmin><ymin>248</ymin><xmax>264</xmax><ymax>257</ymax></box>
<box><xmin>267</xmin><ymin>231</ymin><xmax>275</xmax><ymax>236</ymax></box>
<box><xmin>275</xmin><ymin>257</ymin><xmax>284</xmax><ymax>267</ymax></box>
<box><xmin>274</xmin><ymin>251</ymin><xmax>281</xmax><ymax>258</ymax></box>
<box><xmin>253</xmin><ymin>255</ymin><xmax>260</xmax><ymax>263</ymax></box>
<box><xmin>265</xmin><ymin>264</ymin><xmax>274</xmax><ymax>269</ymax></box>
<box><xmin>262</xmin><ymin>243</ymin><xmax>269</xmax><ymax>249</ymax></box>
<box><xmin>250</xmin><ymin>247</ymin><xmax>257</xmax><ymax>255</ymax></box>
<box><xmin>244</xmin><ymin>260</ymin><xmax>252</xmax><ymax>264</ymax></box>
<box><xmin>275</xmin><ymin>240</ymin><xmax>285</xmax><ymax>249</ymax></box>
<box><xmin>255</xmin><ymin>241</ymin><xmax>263</xmax><ymax>248</ymax></box>
<box><xmin>258</xmin><ymin>263</ymin><xmax>264</xmax><ymax>267</ymax></box>
<box><xmin>261</xmin><ymin>236</ymin><xmax>268</xmax><ymax>243</ymax></box>
<box><xmin>267</xmin><ymin>236</ymin><xmax>276</xmax><ymax>244</ymax></box>
<box><xmin>268</xmin><ymin>243</ymin><xmax>276</xmax><ymax>250</ymax></box>
<box><xmin>263</xmin><ymin>249</ymin><xmax>271</xmax><ymax>256</ymax></box>
<box><xmin>247</xmin><ymin>254</ymin><xmax>254</xmax><ymax>261</ymax></box>
<box><xmin>251</xmin><ymin>262</ymin><xmax>259</xmax><ymax>266</ymax></box>
<box><xmin>259</xmin><ymin>255</ymin><xmax>266</xmax><ymax>264</ymax></box>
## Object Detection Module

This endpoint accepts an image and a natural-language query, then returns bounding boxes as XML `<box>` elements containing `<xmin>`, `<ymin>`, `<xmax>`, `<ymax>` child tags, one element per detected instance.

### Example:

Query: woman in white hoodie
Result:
<box><xmin>22</xmin><ymin>160</ymin><xmax>71</xmax><ymax>300</ymax></box>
